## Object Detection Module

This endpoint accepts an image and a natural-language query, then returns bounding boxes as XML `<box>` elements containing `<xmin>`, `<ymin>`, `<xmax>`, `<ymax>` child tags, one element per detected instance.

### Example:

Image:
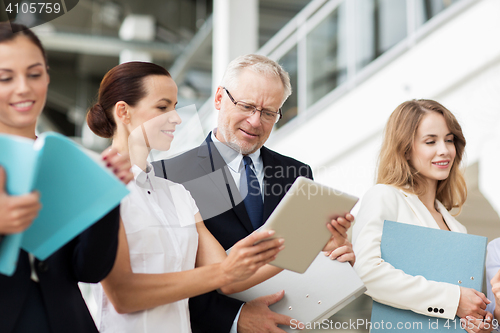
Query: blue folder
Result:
<box><xmin>370</xmin><ymin>220</ymin><xmax>487</xmax><ymax>332</ymax></box>
<box><xmin>0</xmin><ymin>132</ymin><xmax>129</xmax><ymax>276</ymax></box>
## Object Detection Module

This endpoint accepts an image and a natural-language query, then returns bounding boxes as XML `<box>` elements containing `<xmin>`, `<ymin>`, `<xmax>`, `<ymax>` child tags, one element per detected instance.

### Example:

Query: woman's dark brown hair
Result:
<box><xmin>87</xmin><ymin>62</ymin><xmax>171</xmax><ymax>138</ymax></box>
<box><xmin>0</xmin><ymin>22</ymin><xmax>48</xmax><ymax>66</ymax></box>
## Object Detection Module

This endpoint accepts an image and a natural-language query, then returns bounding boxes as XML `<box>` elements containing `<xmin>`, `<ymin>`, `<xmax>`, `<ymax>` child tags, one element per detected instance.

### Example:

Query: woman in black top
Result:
<box><xmin>0</xmin><ymin>22</ymin><xmax>129</xmax><ymax>333</ymax></box>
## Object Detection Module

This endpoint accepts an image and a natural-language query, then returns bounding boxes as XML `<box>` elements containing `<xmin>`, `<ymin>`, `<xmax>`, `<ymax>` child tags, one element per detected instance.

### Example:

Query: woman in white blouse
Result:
<box><xmin>86</xmin><ymin>61</ymin><xmax>303</xmax><ymax>333</ymax></box>
<box><xmin>352</xmin><ymin>100</ymin><xmax>493</xmax><ymax>332</ymax></box>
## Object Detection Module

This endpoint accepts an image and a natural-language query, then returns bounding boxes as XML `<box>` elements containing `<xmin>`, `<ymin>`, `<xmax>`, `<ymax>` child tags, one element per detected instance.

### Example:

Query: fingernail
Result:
<box><xmin>279</xmin><ymin>245</ymin><xmax>285</xmax><ymax>251</ymax></box>
<box><xmin>279</xmin><ymin>238</ymin><xmax>284</xmax><ymax>244</ymax></box>
<box><xmin>102</xmin><ymin>155</ymin><xmax>107</xmax><ymax>160</ymax></box>
<box><xmin>106</xmin><ymin>163</ymin><xmax>111</xmax><ymax>167</ymax></box>
<box><xmin>267</xmin><ymin>230</ymin><xmax>275</xmax><ymax>236</ymax></box>
<box><xmin>120</xmin><ymin>176</ymin><xmax>125</xmax><ymax>180</ymax></box>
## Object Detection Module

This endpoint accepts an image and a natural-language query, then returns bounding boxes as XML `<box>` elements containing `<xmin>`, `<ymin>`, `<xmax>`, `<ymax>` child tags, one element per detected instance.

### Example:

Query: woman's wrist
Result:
<box><xmin>494</xmin><ymin>306</ymin><xmax>500</xmax><ymax>322</ymax></box>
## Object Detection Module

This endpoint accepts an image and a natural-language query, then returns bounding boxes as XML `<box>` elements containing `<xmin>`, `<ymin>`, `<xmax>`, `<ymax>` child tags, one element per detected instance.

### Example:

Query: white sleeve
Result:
<box><xmin>185</xmin><ymin>189</ymin><xmax>200</xmax><ymax>217</ymax></box>
<box><xmin>352</xmin><ymin>184</ymin><xmax>460</xmax><ymax>320</ymax></box>
<box><xmin>168</xmin><ymin>182</ymin><xmax>200</xmax><ymax>226</ymax></box>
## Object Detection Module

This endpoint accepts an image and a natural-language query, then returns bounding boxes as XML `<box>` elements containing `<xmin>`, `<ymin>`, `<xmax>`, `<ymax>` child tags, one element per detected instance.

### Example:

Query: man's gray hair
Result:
<box><xmin>220</xmin><ymin>54</ymin><xmax>292</xmax><ymax>106</ymax></box>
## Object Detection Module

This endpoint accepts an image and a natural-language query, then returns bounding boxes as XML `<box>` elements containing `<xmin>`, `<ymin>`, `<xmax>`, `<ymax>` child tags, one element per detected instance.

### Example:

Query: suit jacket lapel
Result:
<box><xmin>401</xmin><ymin>189</ymin><xmax>460</xmax><ymax>231</ymax></box>
<box><xmin>436</xmin><ymin>201</ymin><xmax>463</xmax><ymax>232</ymax></box>
<box><xmin>401</xmin><ymin>191</ymin><xmax>439</xmax><ymax>229</ymax></box>
<box><xmin>200</xmin><ymin>135</ymin><xmax>254</xmax><ymax>234</ymax></box>
<box><xmin>194</xmin><ymin>141</ymin><xmax>234</xmax><ymax>208</ymax></box>
<box><xmin>261</xmin><ymin>147</ymin><xmax>283</xmax><ymax>222</ymax></box>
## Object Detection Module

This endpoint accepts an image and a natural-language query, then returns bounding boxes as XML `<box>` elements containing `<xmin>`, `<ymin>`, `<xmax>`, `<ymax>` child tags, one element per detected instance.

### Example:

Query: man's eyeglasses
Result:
<box><xmin>223</xmin><ymin>87</ymin><xmax>282</xmax><ymax>124</ymax></box>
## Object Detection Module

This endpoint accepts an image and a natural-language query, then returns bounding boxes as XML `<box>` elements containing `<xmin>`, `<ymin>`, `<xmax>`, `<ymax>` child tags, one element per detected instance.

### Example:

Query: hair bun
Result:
<box><xmin>86</xmin><ymin>103</ymin><xmax>116</xmax><ymax>138</ymax></box>
<box><xmin>94</xmin><ymin>103</ymin><xmax>104</xmax><ymax>111</ymax></box>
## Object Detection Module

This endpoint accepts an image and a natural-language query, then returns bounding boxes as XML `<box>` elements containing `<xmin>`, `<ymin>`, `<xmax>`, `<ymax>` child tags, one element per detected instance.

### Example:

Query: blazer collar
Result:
<box><xmin>435</xmin><ymin>200</ymin><xmax>462</xmax><ymax>233</ymax></box>
<box><xmin>261</xmin><ymin>147</ymin><xmax>284</xmax><ymax>222</ymax></box>
<box><xmin>197</xmin><ymin>134</ymin><xmax>227</xmax><ymax>173</ymax></box>
<box><xmin>199</xmin><ymin>133</ymin><xmax>254</xmax><ymax>233</ymax></box>
<box><xmin>399</xmin><ymin>188</ymin><xmax>461</xmax><ymax>232</ymax></box>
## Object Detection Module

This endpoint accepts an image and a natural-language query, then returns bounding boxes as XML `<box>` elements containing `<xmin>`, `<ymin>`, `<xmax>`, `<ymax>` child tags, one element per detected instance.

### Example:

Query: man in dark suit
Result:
<box><xmin>153</xmin><ymin>54</ymin><xmax>354</xmax><ymax>333</ymax></box>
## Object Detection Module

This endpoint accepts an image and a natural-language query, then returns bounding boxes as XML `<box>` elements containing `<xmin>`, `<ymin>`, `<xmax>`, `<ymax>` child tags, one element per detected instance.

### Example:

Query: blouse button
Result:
<box><xmin>147</xmin><ymin>191</ymin><xmax>151</xmax><ymax>194</ymax></box>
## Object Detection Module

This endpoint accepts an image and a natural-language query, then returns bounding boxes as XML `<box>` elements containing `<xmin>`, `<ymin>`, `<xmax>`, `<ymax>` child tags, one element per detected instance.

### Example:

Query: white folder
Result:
<box><xmin>226</xmin><ymin>253</ymin><xmax>366</xmax><ymax>332</ymax></box>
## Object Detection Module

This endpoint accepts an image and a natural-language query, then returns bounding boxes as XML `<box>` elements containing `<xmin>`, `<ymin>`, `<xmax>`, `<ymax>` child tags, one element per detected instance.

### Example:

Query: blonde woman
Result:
<box><xmin>352</xmin><ymin>100</ymin><xmax>493</xmax><ymax>332</ymax></box>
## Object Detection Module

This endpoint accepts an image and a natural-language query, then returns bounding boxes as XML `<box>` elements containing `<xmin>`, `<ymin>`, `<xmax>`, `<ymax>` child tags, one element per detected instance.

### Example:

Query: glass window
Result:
<box><xmin>277</xmin><ymin>46</ymin><xmax>298</xmax><ymax>128</ymax></box>
<box><xmin>415</xmin><ymin>0</ymin><xmax>461</xmax><ymax>27</ymax></box>
<box><xmin>306</xmin><ymin>3</ymin><xmax>347</xmax><ymax>108</ymax></box>
<box><xmin>354</xmin><ymin>0</ymin><xmax>407</xmax><ymax>70</ymax></box>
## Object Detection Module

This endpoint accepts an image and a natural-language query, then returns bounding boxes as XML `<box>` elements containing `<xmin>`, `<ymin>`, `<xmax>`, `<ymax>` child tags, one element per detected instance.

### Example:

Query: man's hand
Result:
<box><xmin>237</xmin><ymin>291</ymin><xmax>302</xmax><ymax>333</ymax></box>
<box><xmin>322</xmin><ymin>213</ymin><xmax>354</xmax><ymax>253</ymax></box>
<box><xmin>324</xmin><ymin>240</ymin><xmax>355</xmax><ymax>266</ymax></box>
<box><xmin>0</xmin><ymin>166</ymin><xmax>41</xmax><ymax>234</ymax></box>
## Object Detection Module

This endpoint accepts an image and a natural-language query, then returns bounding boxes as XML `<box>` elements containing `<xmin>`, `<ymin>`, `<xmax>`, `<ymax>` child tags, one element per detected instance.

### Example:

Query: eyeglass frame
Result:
<box><xmin>222</xmin><ymin>87</ymin><xmax>283</xmax><ymax>124</ymax></box>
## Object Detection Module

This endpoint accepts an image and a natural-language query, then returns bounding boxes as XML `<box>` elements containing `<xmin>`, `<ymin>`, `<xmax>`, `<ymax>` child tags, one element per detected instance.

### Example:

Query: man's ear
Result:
<box><xmin>114</xmin><ymin>101</ymin><xmax>130</xmax><ymax>124</ymax></box>
<box><xmin>214</xmin><ymin>86</ymin><xmax>224</xmax><ymax>111</ymax></box>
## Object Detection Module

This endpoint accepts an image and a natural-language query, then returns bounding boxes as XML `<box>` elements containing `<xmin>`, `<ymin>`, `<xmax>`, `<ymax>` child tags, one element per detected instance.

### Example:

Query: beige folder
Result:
<box><xmin>258</xmin><ymin>177</ymin><xmax>358</xmax><ymax>273</ymax></box>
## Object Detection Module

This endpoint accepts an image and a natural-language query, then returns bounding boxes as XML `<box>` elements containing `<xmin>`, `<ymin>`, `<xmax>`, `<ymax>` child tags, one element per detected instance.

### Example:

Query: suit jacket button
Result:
<box><xmin>433</xmin><ymin>308</ymin><xmax>439</xmax><ymax>313</ymax></box>
<box><xmin>428</xmin><ymin>307</ymin><xmax>433</xmax><ymax>312</ymax></box>
<box><xmin>38</xmin><ymin>261</ymin><xmax>49</xmax><ymax>273</ymax></box>
<box><xmin>439</xmin><ymin>309</ymin><xmax>444</xmax><ymax>314</ymax></box>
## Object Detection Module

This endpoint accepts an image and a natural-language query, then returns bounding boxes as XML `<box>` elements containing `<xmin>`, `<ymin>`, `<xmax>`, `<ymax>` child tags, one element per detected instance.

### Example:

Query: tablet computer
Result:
<box><xmin>259</xmin><ymin>176</ymin><xmax>358</xmax><ymax>273</ymax></box>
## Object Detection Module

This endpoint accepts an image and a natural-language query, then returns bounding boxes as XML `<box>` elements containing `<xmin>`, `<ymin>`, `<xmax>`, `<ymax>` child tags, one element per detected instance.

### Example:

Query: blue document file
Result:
<box><xmin>370</xmin><ymin>220</ymin><xmax>487</xmax><ymax>332</ymax></box>
<box><xmin>0</xmin><ymin>133</ymin><xmax>129</xmax><ymax>276</ymax></box>
<box><xmin>0</xmin><ymin>135</ymin><xmax>39</xmax><ymax>276</ymax></box>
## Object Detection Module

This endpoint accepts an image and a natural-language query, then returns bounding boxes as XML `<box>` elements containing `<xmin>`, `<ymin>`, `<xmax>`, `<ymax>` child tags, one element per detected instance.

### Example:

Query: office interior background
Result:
<box><xmin>11</xmin><ymin>0</ymin><xmax>500</xmax><ymax>331</ymax></box>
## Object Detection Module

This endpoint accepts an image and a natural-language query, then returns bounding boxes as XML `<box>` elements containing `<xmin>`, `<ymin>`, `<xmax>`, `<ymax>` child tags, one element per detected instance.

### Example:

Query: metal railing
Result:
<box><xmin>253</xmin><ymin>0</ymin><xmax>477</xmax><ymax>132</ymax></box>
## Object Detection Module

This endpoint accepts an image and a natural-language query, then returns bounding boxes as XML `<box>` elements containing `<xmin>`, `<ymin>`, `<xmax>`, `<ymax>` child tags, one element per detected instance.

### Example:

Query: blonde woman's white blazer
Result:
<box><xmin>352</xmin><ymin>184</ymin><xmax>467</xmax><ymax>320</ymax></box>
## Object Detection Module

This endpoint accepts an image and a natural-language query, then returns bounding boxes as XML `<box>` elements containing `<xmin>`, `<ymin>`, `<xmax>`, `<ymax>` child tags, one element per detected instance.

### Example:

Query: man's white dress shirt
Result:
<box><xmin>211</xmin><ymin>131</ymin><xmax>264</xmax><ymax>199</ymax></box>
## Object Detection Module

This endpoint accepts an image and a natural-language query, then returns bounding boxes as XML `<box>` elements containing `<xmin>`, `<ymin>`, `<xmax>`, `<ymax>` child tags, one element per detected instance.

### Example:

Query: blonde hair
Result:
<box><xmin>377</xmin><ymin>99</ymin><xmax>467</xmax><ymax>211</ymax></box>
